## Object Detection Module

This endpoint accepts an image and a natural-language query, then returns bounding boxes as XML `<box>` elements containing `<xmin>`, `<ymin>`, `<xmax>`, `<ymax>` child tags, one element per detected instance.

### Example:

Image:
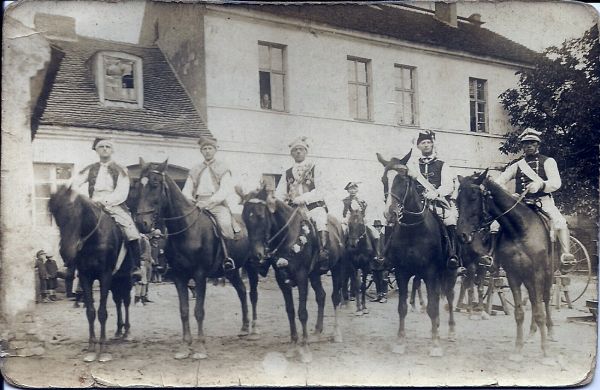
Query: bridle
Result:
<box><xmin>75</xmin><ymin>203</ymin><xmax>105</xmax><ymax>251</ymax></box>
<box><xmin>385</xmin><ymin>170</ymin><xmax>427</xmax><ymax>227</ymax></box>
<box><xmin>136</xmin><ymin>170</ymin><xmax>200</xmax><ymax>237</ymax></box>
<box><xmin>347</xmin><ymin>210</ymin><xmax>368</xmax><ymax>244</ymax></box>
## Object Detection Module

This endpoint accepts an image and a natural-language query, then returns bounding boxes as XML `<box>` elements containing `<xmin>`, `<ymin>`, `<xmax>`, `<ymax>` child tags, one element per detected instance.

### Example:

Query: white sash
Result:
<box><xmin>517</xmin><ymin>158</ymin><xmax>544</xmax><ymax>183</ymax></box>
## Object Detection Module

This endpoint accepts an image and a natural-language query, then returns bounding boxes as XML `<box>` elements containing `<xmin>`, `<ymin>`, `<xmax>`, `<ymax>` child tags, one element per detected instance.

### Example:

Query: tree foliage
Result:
<box><xmin>499</xmin><ymin>25</ymin><xmax>599</xmax><ymax>218</ymax></box>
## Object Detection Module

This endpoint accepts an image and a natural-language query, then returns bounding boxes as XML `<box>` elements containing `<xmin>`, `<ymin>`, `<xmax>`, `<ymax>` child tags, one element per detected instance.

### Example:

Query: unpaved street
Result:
<box><xmin>2</xmin><ymin>274</ymin><xmax>596</xmax><ymax>387</ymax></box>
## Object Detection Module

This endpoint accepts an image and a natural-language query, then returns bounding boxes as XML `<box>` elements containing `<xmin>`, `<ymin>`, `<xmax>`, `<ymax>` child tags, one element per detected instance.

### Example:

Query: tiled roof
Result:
<box><xmin>232</xmin><ymin>4</ymin><xmax>538</xmax><ymax>65</ymax></box>
<box><xmin>34</xmin><ymin>37</ymin><xmax>210</xmax><ymax>138</ymax></box>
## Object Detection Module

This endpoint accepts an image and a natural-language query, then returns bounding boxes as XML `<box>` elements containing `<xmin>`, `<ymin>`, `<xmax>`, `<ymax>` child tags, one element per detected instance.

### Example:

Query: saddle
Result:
<box><xmin>523</xmin><ymin>200</ymin><xmax>554</xmax><ymax>240</ymax></box>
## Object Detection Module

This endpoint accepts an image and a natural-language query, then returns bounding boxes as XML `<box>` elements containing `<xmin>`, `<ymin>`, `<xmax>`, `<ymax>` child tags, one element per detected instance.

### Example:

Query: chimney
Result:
<box><xmin>34</xmin><ymin>13</ymin><xmax>77</xmax><ymax>41</ymax></box>
<box><xmin>434</xmin><ymin>2</ymin><xmax>457</xmax><ymax>28</ymax></box>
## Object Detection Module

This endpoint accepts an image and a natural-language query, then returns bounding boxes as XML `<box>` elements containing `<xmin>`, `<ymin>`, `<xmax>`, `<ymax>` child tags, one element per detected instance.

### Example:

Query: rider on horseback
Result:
<box><xmin>494</xmin><ymin>128</ymin><xmax>575</xmax><ymax>268</ymax></box>
<box><xmin>182</xmin><ymin>135</ymin><xmax>241</xmax><ymax>272</ymax></box>
<box><xmin>404</xmin><ymin>130</ymin><xmax>462</xmax><ymax>272</ymax></box>
<box><xmin>274</xmin><ymin>136</ymin><xmax>330</xmax><ymax>272</ymax></box>
<box><xmin>72</xmin><ymin>138</ymin><xmax>142</xmax><ymax>280</ymax></box>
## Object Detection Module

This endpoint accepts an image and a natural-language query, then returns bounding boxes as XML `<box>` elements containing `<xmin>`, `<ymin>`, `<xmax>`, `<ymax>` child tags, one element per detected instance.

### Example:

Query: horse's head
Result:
<box><xmin>377</xmin><ymin>151</ymin><xmax>416</xmax><ymax>225</ymax></box>
<box><xmin>347</xmin><ymin>204</ymin><xmax>366</xmax><ymax>249</ymax></box>
<box><xmin>135</xmin><ymin>158</ymin><xmax>169</xmax><ymax>234</ymax></box>
<box><xmin>237</xmin><ymin>183</ymin><xmax>277</xmax><ymax>264</ymax></box>
<box><xmin>48</xmin><ymin>185</ymin><xmax>84</xmax><ymax>264</ymax></box>
<box><xmin>456</xmin><ymin>169</ymin><xmax>489</xmax><ymax>244</ymax></box>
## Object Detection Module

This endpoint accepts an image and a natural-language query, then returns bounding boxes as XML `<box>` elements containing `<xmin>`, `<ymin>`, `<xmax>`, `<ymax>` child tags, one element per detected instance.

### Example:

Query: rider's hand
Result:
<box><xmin>424</xmin><ymin>190</ymin><xmax>439</xmax><ymax>200</ymax></box>
<box><xmin>292</xmin><ymin>197</ymin><xmax>306</xmax><ymax>206</ymax></box>
<box><xmin>525</xmin><ymin>181</ymin><xmax>544</xmax><ymax>194</ymax></box>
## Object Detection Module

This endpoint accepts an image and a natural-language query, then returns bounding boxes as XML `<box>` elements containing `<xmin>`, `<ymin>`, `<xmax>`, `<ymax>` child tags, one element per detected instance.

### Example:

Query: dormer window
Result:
<box><xmin>94</xmin><ymin>51</ymin><xmax>143</xmax><ymax>108</ymax></box>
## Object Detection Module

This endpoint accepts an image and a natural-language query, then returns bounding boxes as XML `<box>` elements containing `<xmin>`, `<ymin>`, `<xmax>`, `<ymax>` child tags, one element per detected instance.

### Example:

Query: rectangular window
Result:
<box><xmin>469</xmin><ymin>78</ymin><xmax>487</xmax><ymax>132</ymax></box>
<box><xmin>394</xmin><ymin>65</ymin><xmax>417</xmax><ymax>125</ymax></box>
<box><xmin>258</xmin><ymin>42</ymin><xmax>286</xmax><ymax>111</ymax></box>
<box><xmin>347</xmin><ymin>57</ymin><xmax>372</xmax><ymax>120</ymax></box>
<box><xmin>104</xmin><ymin>55</ymin><xmax>137</xmax><ymax>103</ymax></box>
<box><xmin>33</xmin><ymin>163</ymin><xmax>73</xmax><ymax>226</ymax></box>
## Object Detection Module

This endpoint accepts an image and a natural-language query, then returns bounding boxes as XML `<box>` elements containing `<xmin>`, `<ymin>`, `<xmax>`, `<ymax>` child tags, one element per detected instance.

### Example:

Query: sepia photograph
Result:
<box><xmin>1</xmin><ymin>0</ymin><xmax>599</xmax><ymax>387</ymax></box>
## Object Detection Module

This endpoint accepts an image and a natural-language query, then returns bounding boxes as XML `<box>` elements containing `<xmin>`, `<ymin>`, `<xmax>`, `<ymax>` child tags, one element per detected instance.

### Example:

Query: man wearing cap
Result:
<box><xmin>370</xmin><ymin>219</ymin><xmax>388</xmax><ymax>303</ymax></box>
<box><xmin>182</xmin><ymin>135</ymin><xmax>240</xmax><ymax>271</ymax></box>
<box><xmin>72</xmin><ymin>138</ymin><xmax>142</xmax><ymax>279</ymax></box>
<box><xmin>404</xmin><ymin>130</ymin><xmax>461</xmax><ymax>271</ymax></box>
<box><xmin>342</xmin><ymin>182</ymin><xmax>367</xmax><ymax>221</ymax></box>
<box><xmin>494</xmin><ymin>128</ymin><xmax>575</xmax><ymax>266</ymax></box>
<box><xmin>34</xmin><ymin>250</ymin><xmax>50</xmax><ymax>303</ymax></box>
<box><xmin>44</xmin><ymin>253</ymin><xmax>59</xmax><ymax>301</ymax></box>
<box><xmin>274</xmin><ymin>136</ymin><xmax>330</xmax><ymax>271</ymax></box>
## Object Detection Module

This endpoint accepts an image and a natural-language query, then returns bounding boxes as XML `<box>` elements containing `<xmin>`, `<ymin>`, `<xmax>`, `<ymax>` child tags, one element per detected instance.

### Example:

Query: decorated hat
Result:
<box><xmin>36</xmin><ymin>249</ymin><xmax>46</xmax><ymax>257</ymax></box>
<box><xmin>151</xmin><ymin>228</ymin><xmax>162</xmax><ymax>237</ymax></box>
<box><xmin>416</xmin><ymin>130</ymin><xmax>435</xmax><ymax>145</ymax></box>
<box><xmin>344</xmin><ymin>182</ymin><xmax>360</xmax><ymax>190</ymax></box>
<box><xmin>518</xmin><ymin>128</ymin><xmax>542</xmax><ymax>143</ymax></box>
<box><xmin>373</xmin><ymin>219</ymin><xmax>384</xmax><ymax>228</ymax></box>
<box><xmin>92</xmin><ymin>137</ymin><xmax>113</xmax><ymax>150</ymax></box>
<box><xmin>289</xmin><ymin>136</ymin><xmax>310</xmax><ymax>151</ymax></box>
<box><xmin>198</xmin><ymin>135</ymin><xmax>218</xmax><ymax>148</ymax></box>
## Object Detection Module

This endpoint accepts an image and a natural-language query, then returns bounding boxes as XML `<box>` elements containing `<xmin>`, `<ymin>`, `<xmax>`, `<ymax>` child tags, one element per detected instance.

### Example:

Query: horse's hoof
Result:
<box><xmin>481</xmin><ymin>311</ymin><xmax>490</xmax><ymax>320</ymax></box>
<box><xmin>98</xmin><ymin>353</ymin><xmax>112</xmax><ymax>363</ymax></box>
<box><xmin>429</xmin><ymin>346</ymin><xmax>443</xmax><ymax>357</ymax></box>
<box><xmin>354</xmin><ymin>310</ymin><xmax>363</xmax><ymax>316</ymax></box>
<box><xmin>448</xmin><ymin>332</ymin><xmax>457</xmax><ymax>342</ymax></box>
<box><xmin>83</xmin><ymin>352</ymin><xmax>97</xmax><ymax>362</ymax></box>
<box><xmin>192</xmin><ymin>351</ymin><xmax>208</xmax><ymax>360</ymax></box>
<box><xmin>362</xmin><ymin>308</ymin><xmax>369</xmax><ymax>315</ymax></box>
<box><xmin>548</xmin><ymin>334</ymin><xmax>558</xmax><ymax>343</ymax></box>
<box><xmin>121</xmin><ymin>334</ymin><xmax>133</xmax><ymax>342</ymax></box>
<box><xmin>238</xmin><ymin>329</ymin><xmax>250</xmax><ymax>337</ymax></box>
<box><xmin>508</xmin><ymin>353</ymin><xmax>524</xmax><ymax>363</ymax></box>
<box><xmin>247</xmin><ymin>332</ymin><xmax>261</xmax><ymax>341</ymax></box>
<box><xmin>174</xmin><ymin>349</ymin><xmax>191</xmax><ymax>360</ymax></box>
<box><xmin>112</xmin><ymin>333</ymin><xmax>122</xmax><ymax>340</ymax></box>
<box><xmin>392</xmin><ymin>344</ymin><xmax>406</xmax><ymax>355</ymax></box>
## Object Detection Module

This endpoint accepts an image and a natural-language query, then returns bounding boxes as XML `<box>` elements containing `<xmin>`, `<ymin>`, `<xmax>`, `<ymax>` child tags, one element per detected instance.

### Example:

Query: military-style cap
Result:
<box><xmin>372</xmin><ymin>219</ymin><xmax>384</xmax><ymax>228</ymax></box>
<box><xmin>416</xmin><ymin>130</ymin><xmax>435</xmax><ymax>145</ymax></box>
<box><xmin>92</xmin><ymin>137</ymin><xmax>113</xmax><ymax>150</ymax></box>
<box><xmin>344</xmin><ymin>182</ymin><xmax>360</xmax><ymax>190</ymax></box>
<box><xmin>36</xmin><ymin>250</ymin><xmax>46</xmax><ymax>257</ymax></box>
<box><xmin>518</xmin><ymin>128</ymin><xmax>542</xmax><ymax>143</ymax></box>
<box><xmin>198</xmin><ymin>135</ymin><xmax>218</xmax><ymax>148</ymax></box>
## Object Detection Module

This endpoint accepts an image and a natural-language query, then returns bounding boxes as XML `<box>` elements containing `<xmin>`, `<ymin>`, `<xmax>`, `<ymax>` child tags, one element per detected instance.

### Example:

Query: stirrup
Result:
<box><xmin>223</xmin><ymin>257</ymin><xmax>236</xmax><ymax>272</ymax></box>
<box><xmin>560</xmin><ymin>253</ymin><xmax>576</xmax><ymax>266</ymax></box>
<box><xmin>479</xmin><ymin>255</ymin><xmax>494</xmax><ymax>268</ymax></box>
<box><xmin>446</xmin><ymin>256</ymin><xmax>460</xmax><ymax>269</ymax></box>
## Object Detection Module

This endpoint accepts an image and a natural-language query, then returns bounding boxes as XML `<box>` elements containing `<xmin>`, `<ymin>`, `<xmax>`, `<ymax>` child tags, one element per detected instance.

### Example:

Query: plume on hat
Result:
<box><xmin>289</xmin><ymin>136</ymin><xmax>311</xmax><ymax>151</ymax></box>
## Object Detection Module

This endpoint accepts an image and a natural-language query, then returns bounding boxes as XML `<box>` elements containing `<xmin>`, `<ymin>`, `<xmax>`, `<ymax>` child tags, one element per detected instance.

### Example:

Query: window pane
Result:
<box><xmin>477</xmin><ymin>102</ymin><xmax>486</xmax><ymax>115</ymax></box>
<box><xmin>56</xmin><ymin>165</ymin><xmax>72</xmax><ymax>180</ymax></box>
<box><xmin>259</xmin><ymin>71</ymin><xmax>271</xmax><ymax>109</ymax></box>
<box><xmin>347</xmin><ymin>60</ymin><xmax>356</xmax><ymax>82</ymax></box>
<box><xmin>394</xmin><ymin>67</ymin><xmax>403</xmax><ymax>89</ymax></box>
<box><xmin>258</xmin><ymin>44</ymin><xmax>269</xmax><ymax>69</ymax></box>
<box><xmin>34</xmin><ymin>164</ymin><xmax>50</xmax><ymax>180</ymax></box>
<box><xmin>348</xmin><ymin>84</ymin><xmax>357</xmax><ymax>118</ymax></box>
<box><xmin>35</xmin><ymin>184</ymin><xmax>52</xmax><ymax>198</ymax></box>
<box><xmin>357</xmin><ymin>61</ymin><xmax>367</xmax><ymax>83</ymax></box>
<box><xmin>396</xmin><ymin>90</ymin><xmax>404</xmax><ymax>123</ymax></box>
<box><xmin>403</xmin><ymin>92</ymin><xmax>413</xmax><ymax>124</ymax></box>
<box><xmin>469</xmin><ymin>80</ymin><xmax>475</xmax><ymax>99</ymax></box>
<box><xmin>271</xmin><ymin>47</ymin><xmax>283</xmax><ymax>72</ymax></box>
<box><xmin>271</xmin><ymin>73</ymin><xmax>285</xmax><ymax>111</ymax></box>
<box><xmin>104</xmin><ymin>56</ymin><xmax>136</xmax><ymax>102</ymax></box>
<box><xmin>403</xmin><ymin>68</ymin><xmax>412</xmax><ymax>90</ymax></box>
<box><xmin>476</xmin><ymin>80</ymin><xmax>485</xmax><ymax>100</ymax></box>
<box><xmin>478</xmin><ymin>122</ymin><xmax>486</xmax><ymax>132</ymax></box>
<box><xmin>357</xmin><ymin>85</ymin><xmax>368</xmax><ymax>119</ymax></box>
<box><xmin>470</xmin><ymin>102</ymin><xmax>476</xmax><ymax>131</ymax></box>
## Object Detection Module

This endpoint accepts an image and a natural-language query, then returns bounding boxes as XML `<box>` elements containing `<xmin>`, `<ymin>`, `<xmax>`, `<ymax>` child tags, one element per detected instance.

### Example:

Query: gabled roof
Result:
<box><xmin>34</xmin><ymin>36</ymin><xmax>210</xmax><ymax>138</ymax></box>
<box><xmin>230</xmin><ymin>4</ymin><xmax>538</xmax><ymax>65</ymax></box>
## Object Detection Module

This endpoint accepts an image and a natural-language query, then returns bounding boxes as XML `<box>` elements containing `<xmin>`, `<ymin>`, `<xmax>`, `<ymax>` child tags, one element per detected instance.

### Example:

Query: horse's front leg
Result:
<box><xmin>445</xmin><ymin>272</ymin><xmax>457</xmax><ymax>342</ymax></box>
<box><xmin>123</xmin><ymin>285</ymin><xmax>132</xmax><ymax>340</ymax></box>
<box><xmin>226</xmin><ymin>269</ymin><xmax>250</xmax><ymax>337</ymax></box>
<box><xmin>526</xmin><ymin>279</ymin><xmax>548</xmax><ymax>359</ymax></box>
<box><xmin>173</xmin><ymin>274</ymin><xmax>192</xmax><ymax>359</ymax></box>
<box><xmin>113</xmin><ymin>297</ymin><xmax>123</xmax><ymax>339</ymax></box>
<box><xmin>97</xmin><ymin>276</ymin><xmax>112</xmax><ymax>362</ymax></box>
<box><xmin>309</xmin><ymin>273</ymin><xmax>326</xmax><ymax>339</ymax></box>
<box><xmin>276</xmin><ymin>273</ymin><xmax>298</xmax><ymax>358</ymax></box>
<box><xmin>392</xmin><ymin>271</ymin><xmax>410</xmax><ymax>355</ymax></box>
<box><xmin>506</xmin><ymin>274</ymin><xmax>525</xmax><ymax>362</ymax></box>
<box><xmin>329</xmin><ymin>262</ymin><xmax>344</xmax><ymax>343</ymax></box>
<box><xmin>296</xmin><ymin>273</ymin><xmax>312</xmax><ymax>363</ymax></box>
<box><xmin>425</xmin><ymin>274</ymin><xmax>442</xmax><ymax>357</ymax></box>
<box><xmin>360</xmin><ymin>267</ymin><xmax>369</xmax><ymax>314</ymax></box>
<box><xmin>80</xmin><ymin>275</ymin><xmax>98</xmax><ymax>362</ymax></box>
<box><xmin>193</xmin><ymin>273</ymin><xmax>208</xmax><ymax>360</ymax></box>
<box><xmin>246</xmin><ymin>265</ymin><xmax>261</xmax><ymax>340</ymax></box>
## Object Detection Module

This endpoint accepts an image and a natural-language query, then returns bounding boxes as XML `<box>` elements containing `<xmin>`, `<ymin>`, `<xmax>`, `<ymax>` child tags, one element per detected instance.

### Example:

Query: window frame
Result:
<box><xmin>394</xmin><ymin>64</ymin><xmax>418</xmax><ymax>126</ymax></box>
<box><xmin>469</xmin><ymin>77</ymin><xmax>488</xmax><ymax>133</ymax></box>
<box><xmin>258</xmin><ymin>41</ymin><xmax>287</xmax><ymax>112</ymax></box>
<box><xmin>94</xmin><ymin>51</ymin><xmax>144</xmax><ymax>109</ymax></box>
<box><xmin>347</xmin><ymin>56</ymin><xmax>373</xmax><ymax>121</ymax></box>
<box><xmin>33</xmin><ymin>163</ymin><xmax>74</xmax><ymax>227</ymax></box>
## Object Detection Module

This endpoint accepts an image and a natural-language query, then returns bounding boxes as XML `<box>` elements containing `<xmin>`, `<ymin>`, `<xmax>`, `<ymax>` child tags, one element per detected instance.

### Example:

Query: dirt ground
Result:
<box><xmin>1</xmin><ymin>273</ymin><xmax>597</xmax><ymax>387</ymax></box>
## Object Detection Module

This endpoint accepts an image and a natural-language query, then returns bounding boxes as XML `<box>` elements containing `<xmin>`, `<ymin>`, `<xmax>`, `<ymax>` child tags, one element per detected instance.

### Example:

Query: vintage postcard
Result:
<box><xmin>1</xmin><ymin>0</ymin><xmax>598</xmax><ymax>387</ymax></box>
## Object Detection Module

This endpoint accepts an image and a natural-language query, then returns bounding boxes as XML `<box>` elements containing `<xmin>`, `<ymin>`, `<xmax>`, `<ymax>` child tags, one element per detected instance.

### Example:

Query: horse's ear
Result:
<box><xmin>457</xmin><ymin>175</ymin><xmax>464</xmax><ymax>185</ymax></box>
<box><xmin>157</xmin><ymin>159</ymin><xmax>168</xmax><ymax>173</ymax></box>
<box><xmin>473</xmin><ymin>169</ymin><xmax>489</xmax><ymax>185</ymax></box>
<box><xmin>266</xmin><ymin>192</ymin><xmax>277</xmax><ymax>213</ymax></box>
<box><xmin>398</xmin><ymin>150</ymin><xmax>412</xmax><ymax>166</ymax></box>
<box><xmin>234</xmin><ymin>185</ymin><xmax>246</xmax><ymax>204</ymax></box>
<box><xmin>376</xmin><ymin>153</ymin><xmax>389</xmax><ymax>167</ymax></box>
<box><xmin>139</xmin><ymin>157</ymin><xmax>146</xmax><ymax>167</ymax></box>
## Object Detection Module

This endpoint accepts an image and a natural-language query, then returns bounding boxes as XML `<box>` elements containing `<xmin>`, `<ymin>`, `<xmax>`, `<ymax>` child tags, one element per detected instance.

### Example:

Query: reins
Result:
<box><xmin>471</xmin><ymin>185</ymin><xmax>530</xmax><ymax>233</ymax></box>
<box><xmin>246</xmin><ymin>198</ymin><xmax>301</xmax><ymax>257</ymax></box>
<box><xmin>76</xmin><ymin>206</ymin><xmax>105</xmax><ymax>251</ymax></box>
<box><xmin>386</xmin><ymin>179</ymin><xmax>428</xmax><ymax>227</ymax></box>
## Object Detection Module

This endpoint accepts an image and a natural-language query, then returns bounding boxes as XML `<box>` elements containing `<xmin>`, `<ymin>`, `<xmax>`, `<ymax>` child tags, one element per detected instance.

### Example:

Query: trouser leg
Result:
<box><xmin>128</xmin><ymin>239</ymin><xmax>142</xmax><ymax>281</ymax></box>
<box><xmin>557</xmin><ymin>227</ymin><xmax>575</xmax><ymax>265</ymax></box>
<box><xmin>318</xmin><ymin>230</ymin><xmax>330</xmax><ymax>271</ymax></box>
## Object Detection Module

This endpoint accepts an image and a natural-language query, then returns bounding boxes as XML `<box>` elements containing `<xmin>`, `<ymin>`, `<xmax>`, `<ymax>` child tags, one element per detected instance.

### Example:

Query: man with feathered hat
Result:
<box><xmin>495</xmin><ymin>128</ymin><xmax>575</xmax><ymax>266</ymax></box>
<box><xmin>274</xmin><ymin>136</ymin><xmax>331</xmax><ymax>271</ymax></box>
<box><xmin>182</xmin><ymin>135</ymin><xmax>240</xmax><ymax>271</ymax></box>
<box><xmin>72</xmin><ymin>138</ymin><xmax>142</xmax><ymax>279</ymax></box>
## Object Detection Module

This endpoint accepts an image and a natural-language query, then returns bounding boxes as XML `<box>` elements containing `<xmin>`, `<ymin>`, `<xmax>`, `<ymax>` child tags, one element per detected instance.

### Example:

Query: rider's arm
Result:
<box><xmin>208</xmin><ymin>171</ymin><xmax>233</xmax><ymax>204</ymax></box>
<box><xmin>181</xmin><ymin>176</ymin><xmax>195</xmax><ymax>201</ymax></box>
<box><xmin>493</xmin><ymin>162</ymin><xmax>518</xmax><ymax>189</ymax></box>
<box><xmin>541</xmin><ymin>157</ymin><xmax>561</xmax><ymax>193</ymax></box>
<box><xmin>101</xmin><ymin>172</ymin><xmax>130</xmax><ymax>207</ymax></box>
<box><xmin>437</xmin><ymin>164</ymin><xmax>455</xmax><ymax>198</ymax></box>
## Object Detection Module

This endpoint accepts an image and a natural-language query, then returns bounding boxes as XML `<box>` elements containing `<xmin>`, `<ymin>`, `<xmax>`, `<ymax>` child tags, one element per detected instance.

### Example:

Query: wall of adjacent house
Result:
<box><xmin>194</xmin><ymin>9</ymin><xmax>524</xmax><ymax>222</ymax></box>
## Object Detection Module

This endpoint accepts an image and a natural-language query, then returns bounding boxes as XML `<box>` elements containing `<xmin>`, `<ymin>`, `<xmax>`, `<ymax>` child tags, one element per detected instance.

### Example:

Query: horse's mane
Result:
<box><xmin>49</xmin><ymin>186</ymin><xmax>102</xmax><ymax>226</ymax></box>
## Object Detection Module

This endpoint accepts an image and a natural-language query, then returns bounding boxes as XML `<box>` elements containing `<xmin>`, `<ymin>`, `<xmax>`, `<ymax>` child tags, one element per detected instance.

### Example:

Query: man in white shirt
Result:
<box><xmin>494</xmin><ymin>128</ymin><xmax>575</xmax><ymax>266</ymax></box>
<box><xmin>182</xmin><ymin>135</ymin><xmax>240</xmax><ymax>271</ymax></box>
<box><xmin>72</xmin><ymin>138</ymin><xmax>142</xmax><ymax>279</ymax></box>
<box><xmin>274</xmin><ymin>136</ymin><xmax>330</xmax><ymax>271</ymax></box>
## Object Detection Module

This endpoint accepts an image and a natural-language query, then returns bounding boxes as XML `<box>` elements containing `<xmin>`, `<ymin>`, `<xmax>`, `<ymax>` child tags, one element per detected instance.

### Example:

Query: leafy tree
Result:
<box><xmin>499</xmin><ymin>25</ymin><xmax>599</xmax><ymax>218</ymax></box>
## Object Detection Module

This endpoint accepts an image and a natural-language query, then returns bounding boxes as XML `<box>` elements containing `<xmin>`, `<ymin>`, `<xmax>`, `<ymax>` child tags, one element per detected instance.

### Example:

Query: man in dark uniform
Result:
<box><xmin>342</xmin><ymin>182</ymin><xmax>367</xmax><ymax>221</ymax></box>
<box><xmin>370</xmin><ymin>219</ymin><xmax>388</xmax><ymax>303</ymax></box>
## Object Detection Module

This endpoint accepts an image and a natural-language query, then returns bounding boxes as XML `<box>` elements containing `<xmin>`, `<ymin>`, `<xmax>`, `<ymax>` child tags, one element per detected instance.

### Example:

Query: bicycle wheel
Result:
<box><xmin>560</xmin><ymin>236</ymin><xmax>592</xmax><ymax>303</ymax></box>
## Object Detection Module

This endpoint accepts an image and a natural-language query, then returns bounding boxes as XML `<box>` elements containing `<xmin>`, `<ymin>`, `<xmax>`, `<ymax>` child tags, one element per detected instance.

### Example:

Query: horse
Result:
<box><xmin>238</xmin><ymin>185</ymin><xmax>345</xmax><ymax>363</ymax></box>
<box><xmin>456</xmin><ymin>171</ymin><xmax>554</xmax><ymax>361</ymax></box>
<box><xmin>345</xmin><ymin>204</ymin><xmax>379</xmax><ymax>315</ymax></box>
<box><xmin>377</xmin><ymin>152</ymin><xmax>458</xmax><ymax>357</ymax></box>
<box><xmin>134</xmin><ymin>159</ymin><xmax>259</xmax><ymax>360</ymax></box>
<box><xmin>48</xmin><ymin>186</ymin><xmax>134</xmax><ymax>363</ymax></box>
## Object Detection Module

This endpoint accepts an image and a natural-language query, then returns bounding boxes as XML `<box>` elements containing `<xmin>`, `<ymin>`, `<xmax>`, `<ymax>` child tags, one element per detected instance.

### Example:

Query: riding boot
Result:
<box><xmin>128</xmin><ymin>239</ymin><xmax>143</xmax><ymax>282</ymax></box>
<box><xmin>318</xmin><ymin>230</ymin><xmax>330</xmax><ymax>272</ymax></box>
<box><xmin>557</xmin><ymin>227</ymin><xmax>576</xmax><ymax>267</ymax></box>
<box><xmin>479</xmin><ymin>232</ymin><xmax>498</xmax><ymax>268</ymax></box>
<box><xmin>220</xmin><ymin>237</ymin><xmax>236</xmax><ymax>272</ymax></box>
<box><xmin>445</xmin><ymin>226</ymin><xmax>460</xmax><ymax>270</ymax></box>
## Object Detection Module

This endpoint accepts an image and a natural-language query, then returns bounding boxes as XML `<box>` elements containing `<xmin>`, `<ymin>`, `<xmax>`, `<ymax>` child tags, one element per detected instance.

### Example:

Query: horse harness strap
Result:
<box><xmin>77</xmin><ymin>209</ymin><xmax>105</xmax><ymax>251</ymax></box>
<box><xmin>475</xmin><ymin>186</ymin><xmax>530</xmax><ymax>233</ymax></box>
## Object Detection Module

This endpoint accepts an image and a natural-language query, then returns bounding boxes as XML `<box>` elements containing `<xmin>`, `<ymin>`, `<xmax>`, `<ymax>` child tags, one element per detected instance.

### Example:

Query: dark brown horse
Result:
<box><xmin>377</xmin><ymin>152</ymin><xmax>458</xmax><ymax>357</ymax></box>
<box><xmin>456</xmin><ymin>171</ymin><xmax>554</xmax><ymax>361</ymax></box>
<box><xmin>48</xmin><ymin>186</ymin><xmax>134</xmax><ymax>363</ymax></box>
<box><xmin>134</xmin><ymin>160</ymin><xmax>259</xmax><ymax>360</ymax></box>
<box><xmin>239</xmin><ymin>186</ymin><xmax>345</xmax><ymax>363</ymax></box>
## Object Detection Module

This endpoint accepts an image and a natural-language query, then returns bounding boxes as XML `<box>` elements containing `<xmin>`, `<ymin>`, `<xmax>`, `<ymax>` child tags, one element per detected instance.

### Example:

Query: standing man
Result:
<box><xmin>406</xmin><ymin>130</ymin><xmax>461</xmax><ymax>271</ymax></box>
<box><xmin>494</xmin><ymin>128</ymin><xmax>575</xmax><ymax>266</ymax></box>
<box><xmin>182</xmin><ymin>135</ymin><xmax>240</xmax><ymax>271</ymax></box>
<box><xmin>72</xmin><ymin>138</ymin><xmax>142</xmax><ymax>279</ymax></box>
<box><xmin>370</xmin><ymin>219</ymin><xmax>388</xmax><ymax>303</ymax></box>
<box><xmin>274</xmin><ymin>136</ymin><xmax>330</xmax><ymax>271</ymax></box>
<box><xmin>44</xmin><ymin>254</ymin><xmax>59</xmax><ymax>301</ymax></box>
<box><xmin>34</xmin><ymin>250</ymin><xmax>49</xmax><ymax>303</ymax></box>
